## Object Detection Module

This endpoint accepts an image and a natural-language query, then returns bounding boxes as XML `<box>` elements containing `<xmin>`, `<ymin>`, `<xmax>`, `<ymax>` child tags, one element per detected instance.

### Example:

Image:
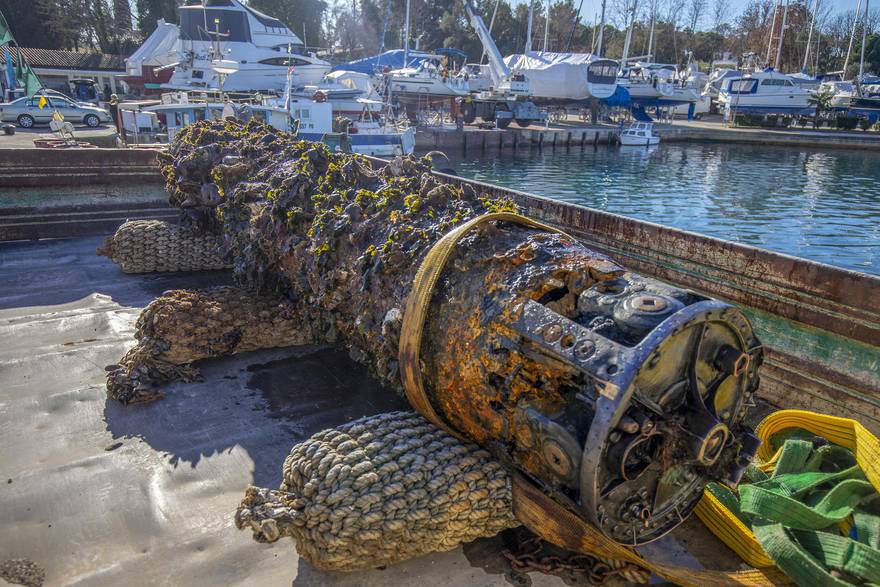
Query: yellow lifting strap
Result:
<box><xmin>694</xmin><ymin>409</ymin><xmax>880</xmax><ymax>569</ymax></box>
<box><xmin>399</xmin><ymin>211</ymin><xmax>573</xmax><ymax>440</ymax></box>
<box><xmin>398</xmin><ymin>212</ymin><xmax>788</xmax><ymax>586</ymax></box>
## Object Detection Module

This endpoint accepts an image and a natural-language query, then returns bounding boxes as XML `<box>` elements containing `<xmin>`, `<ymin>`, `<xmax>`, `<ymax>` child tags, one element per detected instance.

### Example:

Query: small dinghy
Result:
<box><xmin>618</xmin><ymin>121</ymin><xmax>660</xmax><ymax>146</ymax></box>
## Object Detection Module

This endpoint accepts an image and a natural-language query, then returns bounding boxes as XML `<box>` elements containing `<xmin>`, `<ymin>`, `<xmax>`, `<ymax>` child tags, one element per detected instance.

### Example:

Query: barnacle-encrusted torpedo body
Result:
<box><xmin>114</xmin><ymin>119</ymin><xmax>763</xmax><ymax>547</ymax></box>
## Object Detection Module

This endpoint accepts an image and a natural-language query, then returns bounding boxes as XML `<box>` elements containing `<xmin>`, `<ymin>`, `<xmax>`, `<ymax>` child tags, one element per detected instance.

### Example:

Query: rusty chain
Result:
<box><xmin>502</xmin><ymin>535</ymin><xmax>651</xmax><ymax>585</ymax></box>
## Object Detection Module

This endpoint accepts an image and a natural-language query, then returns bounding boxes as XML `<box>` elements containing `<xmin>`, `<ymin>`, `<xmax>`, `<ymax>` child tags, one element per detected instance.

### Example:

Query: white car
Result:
<box><xmin>0</xmin><ymin>95</ymin><xmax>112</xmax><ymax>128</ymax></box>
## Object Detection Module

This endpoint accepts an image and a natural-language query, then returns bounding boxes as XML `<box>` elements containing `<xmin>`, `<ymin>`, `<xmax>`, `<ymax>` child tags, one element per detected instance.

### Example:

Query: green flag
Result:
<box><xmin>0</xmin><ymin>8</ymin><xmax>44</xmax><ymax>97</ymax></box>
<box><xmin>0</xmin><ymin>9</ymin><xmax>12</xmax><ymax>46</ymax></box>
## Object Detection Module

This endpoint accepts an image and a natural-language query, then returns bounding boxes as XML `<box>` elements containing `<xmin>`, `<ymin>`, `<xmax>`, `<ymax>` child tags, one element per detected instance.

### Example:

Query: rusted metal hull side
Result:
<box><xmin>421</xmin><ymin>171</ymin><xmax>880</xmax><ymax>433</ymax></box>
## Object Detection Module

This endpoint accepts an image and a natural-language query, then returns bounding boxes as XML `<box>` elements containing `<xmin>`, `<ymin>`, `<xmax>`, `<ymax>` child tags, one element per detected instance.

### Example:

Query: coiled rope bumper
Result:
<box><xmin>235</xmin><ymin>411</ymin><xmax>650</xmax><ymax>582</ymax></box>
<box><xmin>97</xmin><ymin>220</ymin><xmax>231</xmax><ymax>273</ymax></box>
<box><xmin>106</xmin><ymin>287</ymin><xmax>314</xmax><ymax>404</ymax></box>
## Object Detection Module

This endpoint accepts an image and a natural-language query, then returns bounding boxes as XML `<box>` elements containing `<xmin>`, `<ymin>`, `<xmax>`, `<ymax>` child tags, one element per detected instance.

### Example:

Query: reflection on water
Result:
<box><xmin>442</xmin><ymin>143</ymin><xmax>880</xmax><ymax>275</ymax></box>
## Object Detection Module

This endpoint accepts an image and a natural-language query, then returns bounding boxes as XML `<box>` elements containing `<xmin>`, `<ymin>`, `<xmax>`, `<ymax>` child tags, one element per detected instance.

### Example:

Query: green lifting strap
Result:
<box><xmin>710</xmin><ymin>434</ymin><xmax>880</xmax><ymax>586</ymax></box>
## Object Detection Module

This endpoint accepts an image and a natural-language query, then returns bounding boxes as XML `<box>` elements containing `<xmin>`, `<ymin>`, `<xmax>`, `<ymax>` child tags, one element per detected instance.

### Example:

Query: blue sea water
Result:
<box><xmin>442</xmin><ymin>142</ymin><xmax>880</xmax><ymax>275</ymax></box>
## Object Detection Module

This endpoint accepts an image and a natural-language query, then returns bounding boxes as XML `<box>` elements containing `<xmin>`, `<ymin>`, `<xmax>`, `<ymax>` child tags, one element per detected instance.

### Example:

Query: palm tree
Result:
<box><xmin>807</xmin><ymin>89</ymin><xmax>833</xmax><ymax>129</ymax></box>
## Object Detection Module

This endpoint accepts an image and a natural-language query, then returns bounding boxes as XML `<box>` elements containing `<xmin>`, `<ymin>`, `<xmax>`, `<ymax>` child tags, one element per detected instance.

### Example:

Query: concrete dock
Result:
<box><xmin>658</xmin><ymin>118</ymin><xmax>880</xmax><ymax>151</ymax></box>
<box><xmin>415</xmin><ymin>114</ymin><xmax>880</xmax><ymax>153</ymax></box>
<box><xmin>415</xmin><ymin>122</ymin><xmax>618</xmax><ymax>151</ymax></box>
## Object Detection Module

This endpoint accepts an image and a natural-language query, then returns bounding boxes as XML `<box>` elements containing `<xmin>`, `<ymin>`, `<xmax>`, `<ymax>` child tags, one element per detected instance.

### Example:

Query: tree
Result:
<box><xmin>0</xmin><ymin>0</ymin><xmax>64</xmax><ymax>47</ymax></box>
<box><xmin>687</xmin><ymin>0</ymin><xmax>706</xmax><ymax>32</ymax></box>
<box><xmin>864</xmin><ymin>33</ymin><xmax>880</xmax><ymax>74</ymax></box>
<box><xmin>807</xmin><ymin>88</ymin><xmax>832</xmax><ymax>128</ymax></box>
<box><xmin>712</xmin><ymin>0</ymin><xmax>729</xmax><ymax>32</ymax></box>
<box><xmin>249</xmin><ymin>0</ymin><xmax>328</xmax><ymax>48</ymax></box>
<box><xmin>135</xmin><ymin>0</ymin><xmax>178</xmax><ymax>32</ymax></box>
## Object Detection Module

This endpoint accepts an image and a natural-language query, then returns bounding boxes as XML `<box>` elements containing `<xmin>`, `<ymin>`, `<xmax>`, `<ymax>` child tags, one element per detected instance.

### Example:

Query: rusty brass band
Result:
<box><xmin>399</xmin><ymin>212</ymin><xmax>575</xmax><ymax>440</ymax></box>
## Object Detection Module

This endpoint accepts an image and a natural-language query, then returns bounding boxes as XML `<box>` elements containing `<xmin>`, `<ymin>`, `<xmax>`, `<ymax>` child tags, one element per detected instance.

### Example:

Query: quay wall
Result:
<box><xmin>0</xmin><ymin>148</ymin><xmax>164</xmax><ymax>188</ymax></box>
<box><xmin>416</xmin><ymin>123</ymin><xmax>880</xmax><ymax>152</ymax></box>
<box><xmin>657</xmin><ymin>124</ymin><xmax>880</xmax><ymax>151</ymax></box>
<box><xmin>414</xmin><ymin>126</ymin><xmax>617</xmax><ymax>152</ymax></box>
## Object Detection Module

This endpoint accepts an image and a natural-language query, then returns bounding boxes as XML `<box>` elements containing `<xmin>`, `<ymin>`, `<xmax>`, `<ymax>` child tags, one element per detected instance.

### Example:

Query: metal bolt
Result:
<box><xmin>542</xmin><ymin>323</ymin><xmax>562</xmax><ymax>343</ymax></box>
<box><xmin>574</xmin><ymin>339</ymin><xmax>596</xmax><ymax>360</ymax></box>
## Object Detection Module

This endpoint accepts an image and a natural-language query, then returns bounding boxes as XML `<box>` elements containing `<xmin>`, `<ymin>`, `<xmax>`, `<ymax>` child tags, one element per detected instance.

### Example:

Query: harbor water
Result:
<box><xmin>441</xmin><ymin>142</ymin><xmax>880</xmax><ymax>275</ymax></box>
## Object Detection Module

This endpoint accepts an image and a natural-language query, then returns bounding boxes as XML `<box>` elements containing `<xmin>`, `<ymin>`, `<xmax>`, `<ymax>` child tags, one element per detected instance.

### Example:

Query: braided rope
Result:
<box><xmin>235</xmin><ymin>411</ymin><xmax>649</xmax><ymax>581</ymax></box>
<box><xmin>97</xmin><ymin>220</ymin><xmax>231</xmax><ymax>274</ymax></box>
<box><xmin>106</xmin><ymin>287</ymin><xmax>314</xmax><ymax>404</ymax></box>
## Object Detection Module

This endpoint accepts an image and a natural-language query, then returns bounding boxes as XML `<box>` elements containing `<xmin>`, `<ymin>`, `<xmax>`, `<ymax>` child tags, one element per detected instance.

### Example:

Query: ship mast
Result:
<box><xmin>843</xmin><ymin>0</ymin><xmax>862</xmax><ymax>77</ymax></box>
<box><xmin>859</xmin><ymin>0</ymin><xmax>870</xmax><ymax>80</ymax></box>
<box><xmin>801</xmin><ymin>0</ymin><xmax>819</xmax><ymax>73</ymax></box>
<box><xmin>525</xmin><ymin>0</ymin><xmax>534</xmax><ymax>53</ymax></box>
<box><xmin>403</xmin><ymin>0</ymin><xmax>410</xmax><ymax>65</ymax></box>
<box><xmin>595</xmin><ymin>0</ymin><xmax>607</xmax><ymax>56</ymax></box>
<box><xmin>774</xmin><ymin>0</ymin><xmax>789</xmax><ymax>71</ymax></box>
<box><xmin>542</xmin><ymin>0</ymin><xmax>550</xmax><ymax>51</ymax></box>
<box><xmin>766</xmin><ymin>1</ymin><xmax>779</xmax><ymax>65</ymax></box>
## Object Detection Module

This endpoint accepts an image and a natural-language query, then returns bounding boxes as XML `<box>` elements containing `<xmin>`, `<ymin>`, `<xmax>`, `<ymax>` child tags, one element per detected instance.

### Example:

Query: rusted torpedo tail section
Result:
<box><xmin>154</xmin><ymin>120</ymin><xmax>763</xmax><ymax>545</ymax></box>
<box><xmin>420</xmin><ymin>224</ymin><xmax>764</xmax><ymax>543</ymax></box>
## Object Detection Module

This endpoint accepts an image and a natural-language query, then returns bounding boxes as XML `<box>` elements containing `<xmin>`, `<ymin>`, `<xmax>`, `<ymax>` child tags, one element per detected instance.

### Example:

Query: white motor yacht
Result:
<box><xmin>164</xmin><ymin>0</ymin><xmax>331</xmax><ymax>93</ymax></box>
<box><xmin>718</xmin><ymin>69</ymin><xmax>813</xmax><ymax>116</ymax></box>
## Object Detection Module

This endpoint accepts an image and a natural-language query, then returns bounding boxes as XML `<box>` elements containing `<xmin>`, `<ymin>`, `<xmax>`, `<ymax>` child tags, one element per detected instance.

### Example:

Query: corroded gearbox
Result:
<box><xmin>158</xmin><ymin>120</ymin><xmax>763</xmax><ymax>546</ymax></box>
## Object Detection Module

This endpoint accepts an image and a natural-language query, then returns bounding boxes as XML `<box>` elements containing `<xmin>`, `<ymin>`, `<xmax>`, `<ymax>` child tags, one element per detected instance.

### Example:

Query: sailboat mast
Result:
<box><xmin>596</xmin><ymin>0</ymin><xmax>606</xmax><ymax>56</ymax></box>
<box><xmin>403</xmin><ymin>0</ymin><xmax>410</xmax><ymax>65</ymax></box>
<box><xmin>647</xmin><ymin>1</ymin><xmax>656</xmax><ymax>60</ymax></box>
<box><xmin>526</xmin><ymin>0</ymin><xmax>534</xmax><ymax>53</ymax></box>
<box><xmin>543</xmin><ymin>0</ymin><xmax>550</xmax><ymax>51</ymax></box>
<box><xmin>620</xmin><ymin>0</ymin><xmax>639</xmax><ymax>69</ymax></box>
<box><xmin>766</xmin><ymin>1</ymin><xmax>779</xmax><ymax>65</ymax></box>
<box><xmin>843</xmin><ymin>0</ymin><xmax>862</xmax><ymax>76</ymax></box>
<box><xmin>565</xmin><ymin>0</ymin><xmax>585</xmax><ymax>53</ymax></box>
<box><xmin>774</xmin><ymin>0</ymin><xmax>789</xmax><ymax>70</ymax></box>
<box><xmin>802</xmin><ymin>0</ymin><xmax>819</xmax><ymax>73</ymax></box>
<box><xmin>859</xmin><ymin>0</ymin><xmax>870</xmax><ymax>79</ymax></box>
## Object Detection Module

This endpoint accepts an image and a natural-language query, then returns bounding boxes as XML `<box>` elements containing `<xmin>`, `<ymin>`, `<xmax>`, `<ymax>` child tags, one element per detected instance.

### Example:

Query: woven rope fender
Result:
<box><xmin>235</xmin><ymin>410</ymin><xmax>651</xmax><ymax>581</ymax></box>
<box><xmin>97</xmin><ymin>220</ymin><xmax>231</xmax><ymax>273</ymax></box>
<box><xmin>106</xmin><ymin>286</ymin><xmax>315</xmax><ymax>404</ymax></box>
<box><xmin>235</xmin><ymin>411</ymin><xmax>519</xmax><ymax>571</ymax></box>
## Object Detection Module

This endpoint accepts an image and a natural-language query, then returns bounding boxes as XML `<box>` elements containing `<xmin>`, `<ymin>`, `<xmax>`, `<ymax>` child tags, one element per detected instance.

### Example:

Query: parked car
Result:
<box><xmin>0</xmin><ymin>95</ymin><xmax>112</xmax><ymax>128</ymax></box>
